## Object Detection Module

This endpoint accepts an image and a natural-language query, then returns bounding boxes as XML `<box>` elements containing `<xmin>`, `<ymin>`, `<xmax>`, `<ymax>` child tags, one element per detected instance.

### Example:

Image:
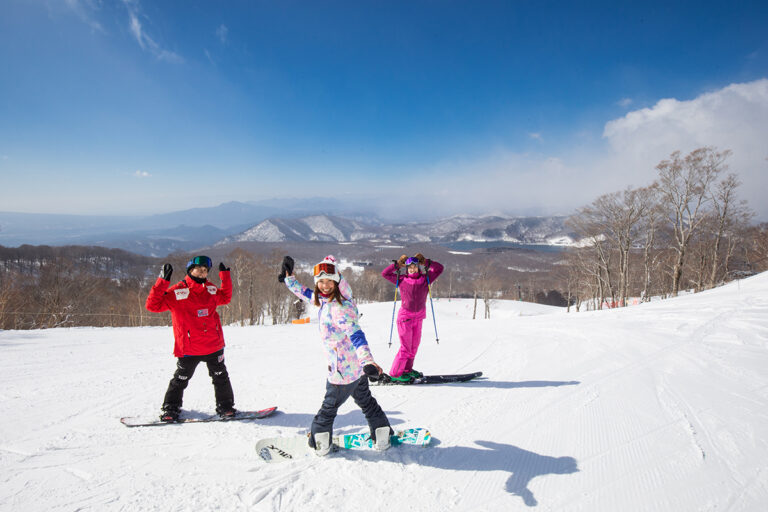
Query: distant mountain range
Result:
<box><xmin>0</xmin><ymin>201</ymin><xmax>577</xmax><ymax>257</ymax></box>
<box><xmin>220</xmin><ymin>213</ymin><xmax>575</xmax><ymax>246</ymax></box>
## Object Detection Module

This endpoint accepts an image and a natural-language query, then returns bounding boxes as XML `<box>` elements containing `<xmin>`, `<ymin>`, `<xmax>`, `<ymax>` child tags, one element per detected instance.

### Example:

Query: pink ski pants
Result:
<box><xmin>389</xmin><ymin>308</ymin><xmax>427</xmax><ymax>377</ymax></box>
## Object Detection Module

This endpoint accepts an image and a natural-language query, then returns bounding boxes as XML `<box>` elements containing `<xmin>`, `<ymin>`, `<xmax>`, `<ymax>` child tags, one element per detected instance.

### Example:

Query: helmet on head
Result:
<box><xmin>313</xmin><ymin>255</ymin><xmax>340</xmax><ymax>284</ymax></box>
<box><xmin>186</xmin><ymin>255</ymin><xmax>212</xmax><ymax>272</ymax></box>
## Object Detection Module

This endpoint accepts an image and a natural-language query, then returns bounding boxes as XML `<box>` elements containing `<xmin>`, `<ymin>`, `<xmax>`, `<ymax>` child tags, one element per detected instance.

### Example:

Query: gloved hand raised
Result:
<box><xmin>160</xmin><ymin>263</ymin><xmax>173</xmax><ymax>281</ymax></box>
<box><xmin>219</xmin><ymin>262</ymin><xmax>230</xmax><ymax>272</ymax></box>
<box><xmin>278</xmin><ymin>255</ymin><xmax>295</xmax><ymax>283</ymax></box>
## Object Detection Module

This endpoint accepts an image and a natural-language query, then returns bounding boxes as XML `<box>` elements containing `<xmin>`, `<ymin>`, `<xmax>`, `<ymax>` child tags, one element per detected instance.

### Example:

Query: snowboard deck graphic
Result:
<box><xmin>256</xmin><ymin>427</ymin><xmax>431</xmax><ymax>463</ymax></box>
<box><xmin>120</xmin><ymin>406</ymin><xmax>278</xmax><ymax>427</ymax></box>
<box><xmin>371</xmin><ymin>371</ymin><xmax>483</xmax><ymax>385</ymax></box>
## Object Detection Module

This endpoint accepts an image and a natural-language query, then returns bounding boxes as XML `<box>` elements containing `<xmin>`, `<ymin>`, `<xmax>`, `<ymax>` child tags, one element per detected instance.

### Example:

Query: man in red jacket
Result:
<box><xmin>146</xmin><ymin>255</ymin><xmax>236</xmax><ymax>422</ymax></box>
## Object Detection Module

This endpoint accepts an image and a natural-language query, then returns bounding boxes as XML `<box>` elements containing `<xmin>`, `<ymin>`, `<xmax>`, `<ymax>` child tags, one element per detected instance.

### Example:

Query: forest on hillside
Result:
<box><xmin>1</xmin><ymin>148</ymin><xmax>766</xmax><ymax>330</ymax></box>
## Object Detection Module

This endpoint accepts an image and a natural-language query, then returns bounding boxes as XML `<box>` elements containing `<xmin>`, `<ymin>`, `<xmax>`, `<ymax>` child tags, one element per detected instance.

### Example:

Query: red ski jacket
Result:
<box><xmin>146</xmin><ymin>271</ymin><xmax>232</xmax><ymax>357</ymax></box>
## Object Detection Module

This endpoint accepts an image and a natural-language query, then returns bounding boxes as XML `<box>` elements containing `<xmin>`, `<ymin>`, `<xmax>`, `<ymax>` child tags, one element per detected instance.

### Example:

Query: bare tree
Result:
<box><xmin>656</xmin><ymin>147</ymin><xmax>728</xmax><ymax>295</ymax></box>
<box><xmin>567</xmin><ymin>208</ymin><xmax>615</xmax><ymax>309</ymax></box>
<box><xmin>705</xmin><ymin>173</ymin><xmax>754</xmax><ymax>288</ymax></box>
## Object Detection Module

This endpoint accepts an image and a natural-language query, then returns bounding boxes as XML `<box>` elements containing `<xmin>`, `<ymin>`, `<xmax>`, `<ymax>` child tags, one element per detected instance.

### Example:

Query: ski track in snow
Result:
<box><xmin>2</xmin><ymin>276</ymin><xmax>768</xmax><ymax>510</ymax></box>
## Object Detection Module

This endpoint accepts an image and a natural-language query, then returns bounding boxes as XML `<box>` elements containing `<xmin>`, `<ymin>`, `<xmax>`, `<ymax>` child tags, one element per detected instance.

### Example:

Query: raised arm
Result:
<box><xmin>216</xmin><ymin>262</ymin><xmax>233</xmax><ymax>305</ymax></box>
<box><xmin>284</xmin><ymin>275</ymin><xmax>313</xmax><ymax>303</ymax></box>
<box><xmin>146</xmin><ymin>264</ymin><xmax>174</xmax><ymax>312</ymax></box>
<box><xmin>381</xmin><ymin>262</ymin><xmax>400</xmax><ymax>285</ymax></box>
<box><xmin>426</xmin><ymin>260</ymin><xmax>444</xmax><ymax>282</ymax></box>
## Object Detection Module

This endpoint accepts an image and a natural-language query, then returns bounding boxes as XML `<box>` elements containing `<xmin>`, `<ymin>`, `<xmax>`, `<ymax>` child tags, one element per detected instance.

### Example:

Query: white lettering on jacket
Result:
<box><xmin>206</xmin><ymin>285</ymin><xmax>217</xmax><ymax>295</ymax></box>
<box><xmin>174</xmin><ymin>288</ymin><xmax>190</xmax><ymax>300</ymax></box>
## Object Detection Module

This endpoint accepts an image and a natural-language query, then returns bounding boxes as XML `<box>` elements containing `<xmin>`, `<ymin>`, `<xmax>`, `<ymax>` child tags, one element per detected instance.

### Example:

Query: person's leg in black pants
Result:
<box><xmin>352</xmin><ymin>376</ymin><xmax>391</xmax><ymax>440</ymax></box>
<box><xmin>309</xmin><ymin>379</ymin><xmax>355</xmax><ymax>447</ymax></box>
<box><xmin>162</xmin><ymin>355</ymin><xmax>202</xmax><ymax>414</ymax></box>
<box><xmin>309</xmin><ymin>376</ymin><xmax>391</xmax><ymax>447</ymax></box>
<box><xmin>203</xmin><ymin>349</ymin><xmax>235</xmax><ymax>414</ymax></box>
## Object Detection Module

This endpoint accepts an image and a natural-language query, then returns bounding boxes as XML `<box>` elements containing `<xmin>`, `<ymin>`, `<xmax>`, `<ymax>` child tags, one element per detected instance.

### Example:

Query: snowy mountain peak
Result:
<box><xmin>219</xmin><ymin>214</ymin><xmax>576</xmax><ymax>246</ymax></box>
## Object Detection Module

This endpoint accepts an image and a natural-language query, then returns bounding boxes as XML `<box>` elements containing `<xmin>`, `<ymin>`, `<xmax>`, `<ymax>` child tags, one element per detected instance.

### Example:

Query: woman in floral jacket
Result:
<box><xmin>281</xmin><ymin>254</ymin><xmax>392</xmax><ymax>455</ymax></box>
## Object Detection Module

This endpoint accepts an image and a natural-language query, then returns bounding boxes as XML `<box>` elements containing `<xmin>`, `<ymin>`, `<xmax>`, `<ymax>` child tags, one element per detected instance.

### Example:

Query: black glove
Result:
<box><xmin>363</xmin><ymin>364</ymin><xmax>381</xmax><ymax>377</ymax></box>
<box><xmin>278</xmin><ymin>255</ymin><xmax>294</xmax><ymax>283</ymax></box>
<box><xmin>160</xmin><ymin>263</ymin><xmax>173</xmax><ymax>281</ymax></box>
<box><xmin>219</xmin><ymin>262</ymin><xmax>230</xmax><ymax>272</ymax></box>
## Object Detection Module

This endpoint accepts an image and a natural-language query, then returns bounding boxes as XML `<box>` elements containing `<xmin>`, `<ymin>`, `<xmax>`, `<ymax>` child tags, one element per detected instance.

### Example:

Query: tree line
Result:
<box><xmin>562</xmin><ymin>147</ymin><xmax>766</xmax><ymax>311</ymax></box>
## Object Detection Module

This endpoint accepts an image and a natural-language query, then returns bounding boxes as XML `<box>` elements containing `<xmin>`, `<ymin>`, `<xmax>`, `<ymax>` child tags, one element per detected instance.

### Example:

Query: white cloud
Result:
<box><xmin>601</xmin><ymin>78</ymin><xmax>768</xmax><ymax>216</ymax></box>
<box><xmin>123</xmin><ymin>1</ymin><xmax>183</xmax><ymax>63</ymax></box>
<box><xmin>133</xmin><ymin>170</ymin><xmax>151</xmax><ymax>178</ymax></box>
<box><xmin>216</xmin><ymin>24</ymin><xmax>228</xmax><ymax>44</ymax></box>
<box><xmin>383</xmin><ymin>79</ymin><xmax>768</xmax><ymax>219</ymax></box>
<box><xmin>617</xmin><ymin>98</ymin><xmax>633</xmax><ymax>108</ymax></box>
<box><xmin>528</xmin><ymin>132</ymin><xmax>542</xmax><ymax>141</ymax></box>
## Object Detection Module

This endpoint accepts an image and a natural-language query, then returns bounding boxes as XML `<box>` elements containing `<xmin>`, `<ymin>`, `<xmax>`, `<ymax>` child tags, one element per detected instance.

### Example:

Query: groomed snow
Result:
<box><xmin>2</xmin><ymin>273</ymin><xmax>768</xmax><ymax>511</ymax></box>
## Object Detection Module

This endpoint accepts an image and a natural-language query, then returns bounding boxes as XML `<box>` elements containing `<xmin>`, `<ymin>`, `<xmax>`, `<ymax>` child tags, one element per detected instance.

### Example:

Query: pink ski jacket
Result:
<box><xmin>381</xmin><ymin>260</ymin><xmax>444</xmax><ymax>313</ymax></box>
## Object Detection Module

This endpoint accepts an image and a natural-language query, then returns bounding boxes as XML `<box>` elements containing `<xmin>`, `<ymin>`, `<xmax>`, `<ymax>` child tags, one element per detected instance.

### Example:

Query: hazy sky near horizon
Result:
<box><xmin>1</xmin><ymin>1</ymin><xmax>767</xmax><ymax>220</ymax></box>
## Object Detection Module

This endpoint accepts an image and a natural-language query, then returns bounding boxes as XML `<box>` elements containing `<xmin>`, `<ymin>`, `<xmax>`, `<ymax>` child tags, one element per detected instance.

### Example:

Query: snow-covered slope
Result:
<box><xmin>2</xmin><ymin>273</ymin><xmax>767</xmax><ymax>511</ymax></box>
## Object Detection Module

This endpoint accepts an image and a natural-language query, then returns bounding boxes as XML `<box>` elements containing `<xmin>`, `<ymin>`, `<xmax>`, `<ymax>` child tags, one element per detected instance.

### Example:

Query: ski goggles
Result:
<box><xmin>187</xmin><ymin>255</ymin><xmax>212</xmax><ymax>269</ymax></box>
<box><xmin>313</xmin><ymin>262</ymin><xmax>336</xmax><ymax>276</ymax></box>
<box><xmin>404</xmin><ymin>257</ymin><xmax>420</xmax><ymax>266</ymax></box>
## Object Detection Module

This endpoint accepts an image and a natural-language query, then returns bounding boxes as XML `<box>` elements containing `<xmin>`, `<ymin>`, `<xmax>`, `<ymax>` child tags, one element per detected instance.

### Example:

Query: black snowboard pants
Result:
<box><xmin>162</xmin><ymin>349</ymin><xmax>235</xmax><ymax>414</ymax></box>
<box><xmin>309</xmin><ymin>375</ymin><xmax>391</xmax><ymax>448</ymax></box>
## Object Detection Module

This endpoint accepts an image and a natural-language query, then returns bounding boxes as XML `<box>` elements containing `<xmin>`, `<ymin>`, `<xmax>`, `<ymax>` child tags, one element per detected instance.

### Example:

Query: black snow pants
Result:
<box><xmin>309</xmin><ymin>375</ymin><xmax>391</xmax><ymax>447</ymax></box>
<box><xmin>162</xmin><ymin>349</ymin><xmax>235</xmax><ymax>414</ymax></box>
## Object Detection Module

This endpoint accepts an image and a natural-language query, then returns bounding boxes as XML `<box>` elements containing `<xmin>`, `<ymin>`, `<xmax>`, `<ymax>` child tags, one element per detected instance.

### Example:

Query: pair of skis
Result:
<box><xmin>370</xmin><ymin>371</ymin><xmax>483</xmax><ymax>386</ymax></box>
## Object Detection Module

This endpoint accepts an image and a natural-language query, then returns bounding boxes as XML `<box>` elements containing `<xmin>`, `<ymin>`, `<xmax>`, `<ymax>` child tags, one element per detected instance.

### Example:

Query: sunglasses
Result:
<box><xmin>313</xmin><ymin>262</ymin><xmax>336</xmax><ymax>276</ymax></box>
<box><xmin>187</xmin><ymin>256</ymin><xmax>212</xmax><ymax>268</ymax></box>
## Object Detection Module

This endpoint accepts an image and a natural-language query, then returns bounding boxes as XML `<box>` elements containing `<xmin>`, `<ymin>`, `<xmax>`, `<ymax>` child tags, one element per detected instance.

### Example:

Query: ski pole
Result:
<box><xmin>388</xmin><ymin>263</ymin><xmax>400</xmax><ymax>348</ymax></box>
<box><xmin>425</xmin><ymin>271</ymin><xmax>439</xmax><ymax>344</ymax></box>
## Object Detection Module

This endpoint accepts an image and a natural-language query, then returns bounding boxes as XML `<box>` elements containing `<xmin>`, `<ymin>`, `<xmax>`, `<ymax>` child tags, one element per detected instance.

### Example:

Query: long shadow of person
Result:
<box><xmin>476</xmin><ymin>441</ymin><xmax>579</xmax><ymax>506</ymax></box>
<box><xmin>385</xmin><ymin>439</ymin><xmax>579</xmax><ymax>507</ymax></box>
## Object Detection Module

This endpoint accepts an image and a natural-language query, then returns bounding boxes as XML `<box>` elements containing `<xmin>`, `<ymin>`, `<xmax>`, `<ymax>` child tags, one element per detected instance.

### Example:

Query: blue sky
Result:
<box><xmin>1</xmin><ymin>0</ymin><xmax>767</xmax><ymax>219</ymax></box>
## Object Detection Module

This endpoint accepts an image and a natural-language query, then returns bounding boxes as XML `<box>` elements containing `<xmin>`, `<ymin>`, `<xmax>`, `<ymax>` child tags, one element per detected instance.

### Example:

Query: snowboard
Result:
<box><xmin>255</xmin><ymin>427</ymin><xmax>431</xmax><ymax>464</ymax></box>
<box><xmin>371</xmin><ymin>371</ymin><xmax>483</xmax><ymax>385</ymax></box>
<box><xmin>120</xmin><ymin>406</ymin><xmax>278</xmax><ymax>427</ymax></box>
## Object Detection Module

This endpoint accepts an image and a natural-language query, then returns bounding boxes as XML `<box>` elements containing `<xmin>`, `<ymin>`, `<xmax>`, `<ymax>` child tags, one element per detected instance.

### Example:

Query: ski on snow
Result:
<box><xmin>371</xmin><ymin>371</ymin><xmax>483</xmax><ymax>386</ymax></box>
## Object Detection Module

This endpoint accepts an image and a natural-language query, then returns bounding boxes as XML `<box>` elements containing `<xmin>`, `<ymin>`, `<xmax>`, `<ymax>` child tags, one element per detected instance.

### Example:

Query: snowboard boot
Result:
<box><xmin>373</xmin><ymin>426</ymin><xmax>392</xmax><ymax>451</ymax></box>
<box><xmin>314</xmin><ymin>432</ymin><xmax>331</xmax><ymax>456</ymax></box>
<box><xmin>218</xmin><ymin>408</ymin><xmax>238</xmax><ymax>419</ymax></box>
<box><xmin>160</xmin><ymin>409</ymin><xmax>180</xmax><ymax>423</ymax></box>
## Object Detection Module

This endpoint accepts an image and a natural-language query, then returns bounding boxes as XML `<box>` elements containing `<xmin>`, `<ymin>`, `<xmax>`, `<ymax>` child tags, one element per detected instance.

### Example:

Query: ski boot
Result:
<box><xmin>389</xmin><ymin>374</ymin><xmax>414</xmax><ymax>384</ymax></box>
<box><xmin>405</xmin><ymin>369</ymin><xmax>424</xmax><ymax>379</ymax></box>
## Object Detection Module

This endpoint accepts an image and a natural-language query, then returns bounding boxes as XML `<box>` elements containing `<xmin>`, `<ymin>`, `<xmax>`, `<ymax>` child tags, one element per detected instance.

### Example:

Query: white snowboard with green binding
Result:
<box><xmin>256</xmin><ymin>427</ymin><xmax>431</xmax><ymax>463</ymax></box>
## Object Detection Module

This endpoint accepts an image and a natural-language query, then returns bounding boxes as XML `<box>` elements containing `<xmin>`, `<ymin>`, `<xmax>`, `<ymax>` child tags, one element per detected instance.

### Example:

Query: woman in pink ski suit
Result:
<box><xmin>381</xmin><ymin>253</ymin><xmax>444</xmax><ymax>381</ymax></box>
